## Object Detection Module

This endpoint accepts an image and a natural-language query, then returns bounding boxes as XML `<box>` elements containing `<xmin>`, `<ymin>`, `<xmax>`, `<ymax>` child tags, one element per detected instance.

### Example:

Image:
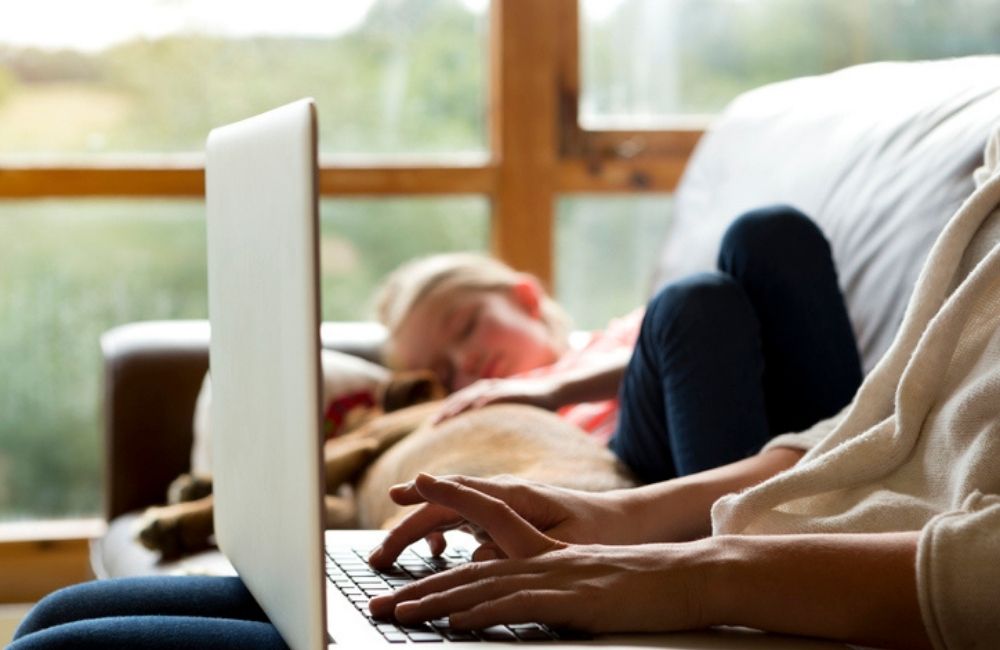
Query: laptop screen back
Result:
<box><xmin>205</xmin><ymin>98</ymin><xmax>326</xmax><ymax>650</ymax></box>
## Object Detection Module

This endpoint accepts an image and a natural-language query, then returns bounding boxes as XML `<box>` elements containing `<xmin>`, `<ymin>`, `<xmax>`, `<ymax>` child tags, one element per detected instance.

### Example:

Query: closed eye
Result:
<box><xmin>457</xmin><ymin>306</ymin><xmax>480</xmax><ymax>342</ymax></box>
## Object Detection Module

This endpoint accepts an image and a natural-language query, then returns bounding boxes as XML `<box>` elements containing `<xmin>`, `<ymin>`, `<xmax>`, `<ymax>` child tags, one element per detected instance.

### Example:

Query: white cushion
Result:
<box><xmin>652</xmin><ymin>56</ymin><xmax>1000</xmax><ymax>371</ymax></box>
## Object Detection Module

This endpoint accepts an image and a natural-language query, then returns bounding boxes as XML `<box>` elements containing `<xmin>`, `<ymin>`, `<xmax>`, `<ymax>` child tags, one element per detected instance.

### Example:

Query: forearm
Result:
<box><xmin>550</xmin><ymin>348</ymin><xmax>631</xmax><ymax>407</ymax></box>
<box><xmin>704</xmin><ymin>532</ymin><xmax>931</xmax><ymax>650</ymax></box>
<box><xmin>619</xmin><ymin>446</ymin><xmax>805</xmax><ymax>543</ymax></box>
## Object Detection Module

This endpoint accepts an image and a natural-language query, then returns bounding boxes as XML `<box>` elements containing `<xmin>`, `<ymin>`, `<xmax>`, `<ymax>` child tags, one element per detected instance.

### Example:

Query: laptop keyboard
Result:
<box><xmin>325</xmin><ymin>545</ymin><xmax>566</xmax><ymax>643</ymax></box>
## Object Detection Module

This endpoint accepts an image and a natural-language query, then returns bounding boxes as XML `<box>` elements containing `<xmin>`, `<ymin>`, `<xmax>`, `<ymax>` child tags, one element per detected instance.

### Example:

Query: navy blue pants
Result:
<box><xmin>609</xmin><ymin>205</ymin><xmax>862</xmax><ymax>483</ymax></box>
<box><xmin>10</xmin><ymin>576</ymin><xmax>288</xmax><ymax>649</ymax></box>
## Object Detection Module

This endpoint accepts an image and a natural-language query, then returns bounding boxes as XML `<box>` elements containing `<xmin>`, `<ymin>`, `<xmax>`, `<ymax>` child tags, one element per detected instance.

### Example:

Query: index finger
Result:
<box><xmin>409</xmin><ymin>473</ymin><xmax>558</xmax><ymax>559</ymax></box>
<box><xmin>368</xmin><ymin>502</ymin><xmax>464</xmax><ymax>570</ymax></box>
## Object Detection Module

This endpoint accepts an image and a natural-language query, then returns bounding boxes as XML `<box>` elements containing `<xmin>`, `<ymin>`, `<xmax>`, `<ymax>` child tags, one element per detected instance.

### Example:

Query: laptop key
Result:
<box><xmin>382</xmin><ymin>565</ymin><xmax>409</xmax><ymax>573</ymax></box>
<box><xmin>513</xmin><ymin>626</ymin><xmax>556</xmax><ymax>641</ymax></box>
<box><xmin>386</xmin><ymin>578</ymin><xmax>412</xmax><ymax>587</ymax></box>
<box><xmin>382</xmin><ymin>632</ymin><xmax>408</xmax><ymax>643</ymax></box>
<box><xmin>346</xmin><ymin>568</ymin><xmax>377</xmax><ymax>576</ymax></box>
<box><xmin>407</xmin><ymin>632</ymin><xmax>446</xmax><ymax>642</ymax></box>
<box><xmin>478</xmin><ymin>625</ymin><xmax>517</xmax><ymax>641</ymax></box>
<box><xmin>399</xmin><ymin>623</ymin><xmax>434</xmax><ymax>634</ymax></box>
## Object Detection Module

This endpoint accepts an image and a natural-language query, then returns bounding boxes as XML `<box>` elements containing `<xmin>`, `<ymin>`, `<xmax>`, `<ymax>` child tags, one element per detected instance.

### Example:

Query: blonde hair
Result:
<box><xmin>373</xmin><ymin>252</ymin><xmax>572</xmax><ymax>369</ymax></box>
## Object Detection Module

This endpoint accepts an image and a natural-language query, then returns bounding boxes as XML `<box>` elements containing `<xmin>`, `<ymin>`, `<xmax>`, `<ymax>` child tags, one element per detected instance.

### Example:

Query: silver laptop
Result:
<box><xmin>204</xmin><ymin>99</ymin><xmax>852</xmax><ymax>650</ymax></box>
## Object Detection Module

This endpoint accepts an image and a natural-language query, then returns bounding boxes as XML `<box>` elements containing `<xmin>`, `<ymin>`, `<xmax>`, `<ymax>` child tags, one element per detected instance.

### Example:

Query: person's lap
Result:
<box><xmin>11</xmin><ymin>576</ymin><xmax>288</xmax><ymax>650</ymax></box>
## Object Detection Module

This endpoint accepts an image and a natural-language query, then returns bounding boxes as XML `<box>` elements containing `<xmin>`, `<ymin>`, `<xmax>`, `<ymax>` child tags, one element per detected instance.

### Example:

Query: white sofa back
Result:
<box><xmin>653</xmin><ymin>56</ymin><xmax>1000</xmax><ymax>372</ymax></box>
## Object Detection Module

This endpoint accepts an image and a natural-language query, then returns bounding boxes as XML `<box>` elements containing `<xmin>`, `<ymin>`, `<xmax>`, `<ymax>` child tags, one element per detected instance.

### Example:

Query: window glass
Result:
<box><xmin>555</xmin><ymin>195</ymin><xmax>672</xmax><ymax>330</ymax></box>
<box><xmin>0</xmin><ymin>197</ymin><xmax>487</xmax><ymax>520</ymax></box>
<box><xmin>581</xmin><ymin>0</ymin><xmax>1000</xmax><ymax>126</ymax></box>
<box><xmin>319</xmin><ymin>197</ymin><xmax>489</xmax><ymax>322</ymax></box>
<box><xmin>0</xmin><ymin>0</ymin><xmax>489</xmax><ymax>156</ymax></box>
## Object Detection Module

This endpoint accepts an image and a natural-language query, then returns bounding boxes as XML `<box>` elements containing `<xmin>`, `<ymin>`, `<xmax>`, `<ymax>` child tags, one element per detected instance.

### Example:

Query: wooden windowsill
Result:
<box><xmin>0</xmin><ymin>519</ymin><xmax>104</xmax><ymax>604</ymax></box>
<box><xmin>0</xmin><ymin>518</ymin><xmax>105</xmax><ymax>543</ymax></box>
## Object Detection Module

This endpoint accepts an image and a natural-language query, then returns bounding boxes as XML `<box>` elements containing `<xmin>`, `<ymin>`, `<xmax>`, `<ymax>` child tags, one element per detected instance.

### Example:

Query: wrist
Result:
<box><xmin>697</xmin><ymin>532</ymin><xmax>930</xmax><ymax>649</ymax></box>
<box><xmin>698</xmin><ymin>534</ymin><xmax>751</xmax><ymax>627</ymax></box>
<box><xmin>589</xmin><ymin>489</ymin><xmax>647</xmax><ymax>544</ymax></box>
<box><xmin>620</xmin><ymin>479</ymin><xmax>717</xmax><ymax>543</ymax></box>
<box><xmin>657</xmin><ymin>536</ymin><xmax>734</xmax><ymax>630</ymax></box>
<box><xmin>545</xmin><ymin>375</ymin><xmax>573</xmax><ymax>410</ymax></box>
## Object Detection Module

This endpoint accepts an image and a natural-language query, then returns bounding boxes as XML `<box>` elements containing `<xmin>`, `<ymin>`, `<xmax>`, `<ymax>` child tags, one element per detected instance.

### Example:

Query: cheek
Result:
<box><xmin>490</xmin><ymin>315</ymin><xmax>551</xmax><ymax>356</ymax></box>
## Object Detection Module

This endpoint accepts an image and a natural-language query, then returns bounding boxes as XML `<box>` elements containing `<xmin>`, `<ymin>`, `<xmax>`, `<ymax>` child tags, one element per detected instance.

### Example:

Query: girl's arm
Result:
<box><xmin>433</xmin><ymin>348</ymin><xmax>631</xmax><ymax>423</ymax></box>
<box><xmin>548</xmin><ymin>347</ymin><xmax>632</xmax><ymax>406</ymax></box>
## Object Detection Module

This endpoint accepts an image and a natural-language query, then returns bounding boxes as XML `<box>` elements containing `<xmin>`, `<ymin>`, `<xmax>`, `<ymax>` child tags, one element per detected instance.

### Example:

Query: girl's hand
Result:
<box><xmin>367</xmin><ymin>474</ymin><xmax>635</xmax><ymax>570</ymax></box>
<box><xmin>432</xmin><ymin>377</ymin><xmax>561</xmax><ymax>424</ymax></box>
<box><xmin>367</xmin><ymin>474</ymin><xmax>711</xmax><ymax>633</ymax></box>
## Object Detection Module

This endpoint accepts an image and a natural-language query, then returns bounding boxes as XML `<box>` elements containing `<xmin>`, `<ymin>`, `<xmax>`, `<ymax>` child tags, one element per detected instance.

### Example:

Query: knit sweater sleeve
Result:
<box><xmin>918</xmin><ymin>493</ymin><xmax>1000</xmax><ymax>650</ymax></box>
<box><xmin>758</xmin><ymin>404</ymin><xmax>849</xmax><ymax>453</ymax></box>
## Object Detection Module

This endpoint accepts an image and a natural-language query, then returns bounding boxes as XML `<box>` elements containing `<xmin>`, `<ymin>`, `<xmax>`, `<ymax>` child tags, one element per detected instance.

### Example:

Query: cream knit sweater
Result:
<box><xmin>711</xmin><ymin>127</ymin><xmax>1000</xmax><ymax>650</ymax></box>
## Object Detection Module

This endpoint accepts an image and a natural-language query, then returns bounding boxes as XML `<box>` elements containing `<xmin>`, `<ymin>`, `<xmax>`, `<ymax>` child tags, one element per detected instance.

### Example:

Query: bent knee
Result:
<box><xmin>645</xmin><ymin>272</ymin><xmax>752</xmax><ymax>338</ymax></box>
<box><xmin>720</xmin><ymin>205</ymin><xmax>826</xmax><ymax>258</ymax></box>
<box><xmin>13</xmin><ymin>583</ymin><xmax>96</xmax><ymax>638</ymax></box>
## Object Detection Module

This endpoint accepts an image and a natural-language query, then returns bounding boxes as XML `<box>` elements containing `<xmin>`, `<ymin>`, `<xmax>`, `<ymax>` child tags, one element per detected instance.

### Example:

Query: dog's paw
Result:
<box><xmin>136</xmin><ymin>508</ymin><xmax>186</xmax><ymax>560</ymax></box>
<box><xmin>382</xmin><ymin>370</ymin><xmax>446</xmax><ymax>412</ymax></box>
<box><xmin>167</xmin><ymin>473</ymin><xmax>213</xmax><ymax>504</ymax></box>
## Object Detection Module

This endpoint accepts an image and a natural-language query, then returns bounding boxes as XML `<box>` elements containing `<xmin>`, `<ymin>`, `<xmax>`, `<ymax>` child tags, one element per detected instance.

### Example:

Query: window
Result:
<box><xmin>566</xmin><ymin>0</ymin><xmax>1000</xmax><ymax>322</ymax></box>
<box><xmin>581</xmin><ymin>0</ymin><xmax>1000</xmax><ymax>126</ymax></box>
<box><xmin>555</xmin><ymin>195</ymin><xmax>672</xmax><ymax>329</ymax></box>
<box><xmin>0</xmin><ymin>0</ymin><xmax>492</xmax><ymax>523</ymax></box>
<box><xmin>0</xmin><ymin>198</ymin><xmax>487</xmax><ymax>520</ymax></box>
<box><xmin>0</xmin><ymin>0</ymin><xmax>489</xmax><ymax>156</ymax></box>
<box><xmin>4</xmin><ymin>0</ymin><xmax>998</xmax><ymax>602</ymax></box>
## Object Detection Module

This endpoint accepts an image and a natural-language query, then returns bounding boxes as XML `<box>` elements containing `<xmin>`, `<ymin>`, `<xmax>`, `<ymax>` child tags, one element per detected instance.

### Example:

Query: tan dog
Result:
<box><xmin>138</xmin><ymin>374</ymin><xmax>636</xmax><ymax>561</ymax></box>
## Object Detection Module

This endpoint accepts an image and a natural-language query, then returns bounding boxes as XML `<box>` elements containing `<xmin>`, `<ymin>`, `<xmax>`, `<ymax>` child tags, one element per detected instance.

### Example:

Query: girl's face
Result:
<box><xmin>392</xmin><ymin>282</ymin><xmax>560</xmax><ymax>391</ymax></box>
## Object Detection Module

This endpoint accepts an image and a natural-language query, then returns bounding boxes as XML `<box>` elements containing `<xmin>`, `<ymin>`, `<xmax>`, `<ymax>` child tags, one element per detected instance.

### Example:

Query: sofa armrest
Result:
<box><xmin>100</xmin><ymin>320</ymin><xmax>388</xmax><ymax>521</ymax></box>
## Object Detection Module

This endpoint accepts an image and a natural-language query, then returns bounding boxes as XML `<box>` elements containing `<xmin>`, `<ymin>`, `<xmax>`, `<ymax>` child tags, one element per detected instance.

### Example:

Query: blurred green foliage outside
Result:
<box><xmin>1</xmin><ymin>0</ymin><xmax>999</xmax><ymax>519</ymax></box>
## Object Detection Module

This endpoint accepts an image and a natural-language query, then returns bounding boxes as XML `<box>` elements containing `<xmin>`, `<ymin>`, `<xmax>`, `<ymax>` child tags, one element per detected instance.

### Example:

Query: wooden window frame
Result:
<box><xmin>0</xmin><ymin>0</ymin><xmax>703</xmax><ymax>602</ymax></box>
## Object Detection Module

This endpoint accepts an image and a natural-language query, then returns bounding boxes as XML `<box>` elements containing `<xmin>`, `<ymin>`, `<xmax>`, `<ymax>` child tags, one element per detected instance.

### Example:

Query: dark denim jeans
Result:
<box><xmin>609</xmin><ymin>205</ymin><xmax>862</xmax><ymax>483</ymax></box>
<box><xmin>11</xmin><ymin>576</ymin><xmax>288</xmax><ymax>649</ymax></box>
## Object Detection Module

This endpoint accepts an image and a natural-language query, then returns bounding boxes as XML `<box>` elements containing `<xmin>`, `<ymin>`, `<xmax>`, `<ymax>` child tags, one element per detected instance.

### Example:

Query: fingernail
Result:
<box><xmin>416</xmin><ymin>472</ymin><xmax>438</xmax><ymax>483</ymax></box>
<box><xmin>395</xmin><ymin>602</ymin><xmax>419</xmax><ymax>622</ymax></box>
<box><xmin>368</xmin><ymin>594</ymin><xmax>392</xmax><ymax>615</ymax></box>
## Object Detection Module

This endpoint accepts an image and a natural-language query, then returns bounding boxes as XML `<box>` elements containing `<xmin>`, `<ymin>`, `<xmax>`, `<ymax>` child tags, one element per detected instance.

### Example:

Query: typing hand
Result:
<box><xmin>367</xmin><ymin>474</ymin><xmax>633</xmax><ymax>570</ymax></box>
<box><xmin>367</xmin><ymin>474</ymin><xmax>709</xmax><ymax>634</ymax></box>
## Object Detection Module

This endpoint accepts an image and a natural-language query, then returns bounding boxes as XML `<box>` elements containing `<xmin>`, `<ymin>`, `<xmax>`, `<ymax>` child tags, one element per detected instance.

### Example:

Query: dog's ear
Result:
<box><xmin>382</xmin><ymin>370</ymin><xmax>447</xmax><ymax>412</ymax></box>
